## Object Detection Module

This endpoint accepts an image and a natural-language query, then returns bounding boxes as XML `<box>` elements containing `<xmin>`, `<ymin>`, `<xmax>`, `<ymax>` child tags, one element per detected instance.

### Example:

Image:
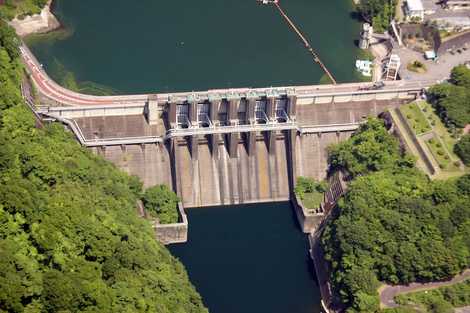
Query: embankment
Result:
<box><xmin>9</xmin><ymin>0</ymin><xmax>60</xmax><ymax>36</ymax></box>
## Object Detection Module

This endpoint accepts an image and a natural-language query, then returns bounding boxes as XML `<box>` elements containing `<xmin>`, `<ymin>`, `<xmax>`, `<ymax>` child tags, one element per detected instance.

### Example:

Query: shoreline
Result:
<box><xmin>9</xmin><ymin>0</ymin><xmax>61</xmax><ymax>37</ymax></box>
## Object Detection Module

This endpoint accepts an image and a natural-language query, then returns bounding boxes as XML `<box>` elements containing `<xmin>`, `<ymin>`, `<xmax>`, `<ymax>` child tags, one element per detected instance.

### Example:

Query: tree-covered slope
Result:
<box><xmin>0</xmin><ymin>0</ymin><xmax>48</xmax><ymax>20</ymax></box>
<box><xmin>428</xmin><ymin>65</ymin><xmax>470</xmax><ymax>130</ymax></box>
<box><xmin>323</xmin><ymin>119</ymin><xmax>470</xmax><ymax>312</ymax></box>
<box><xmin>0</xmin><ymin>21</ymin><xmax>207</xmax><ymax>313</ymax></box>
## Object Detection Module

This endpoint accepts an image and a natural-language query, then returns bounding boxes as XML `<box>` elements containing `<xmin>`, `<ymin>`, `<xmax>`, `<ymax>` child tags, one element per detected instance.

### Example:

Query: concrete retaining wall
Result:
<box><xmin>292</xmin><ymin>194</ymin><xmax>325</xmax><ymax>233</ymax></box>
<box><xmin>153</xmin><ymin>202</ymin><xmax>188</xmax><ymax>245</ymax></box>
<box><xmin>393</xmin><ymin>108</ymin><xmax>437</xmax><ymax>175</ymax></box>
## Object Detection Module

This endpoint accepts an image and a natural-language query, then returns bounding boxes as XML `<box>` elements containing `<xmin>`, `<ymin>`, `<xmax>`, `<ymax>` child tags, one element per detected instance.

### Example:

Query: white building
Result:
<box><xmin>406</xmin><ymin>0</ymin><xmax>425</xmax><ymax>20</ymax></box>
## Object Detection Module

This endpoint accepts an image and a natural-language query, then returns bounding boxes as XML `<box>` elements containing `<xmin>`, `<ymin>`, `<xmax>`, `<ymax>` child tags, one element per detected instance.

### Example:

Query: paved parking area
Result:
<box><xmin>395</xmin><ymin>44</ymin><xmax>470</xmax><ymax>81</ymax></box>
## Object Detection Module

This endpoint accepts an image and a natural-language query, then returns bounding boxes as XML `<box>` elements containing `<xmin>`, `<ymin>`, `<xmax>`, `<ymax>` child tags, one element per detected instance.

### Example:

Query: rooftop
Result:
<box><xmin>407</xmin><ymin>0</ymin><xmax>425</xmax><ymax>11</ymax></box>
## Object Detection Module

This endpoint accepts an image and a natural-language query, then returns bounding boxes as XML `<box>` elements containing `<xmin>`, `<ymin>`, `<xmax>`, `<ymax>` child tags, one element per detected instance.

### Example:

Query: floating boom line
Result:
<box><xmin>274</xmin><ymin>2</ymin><xmax>337</xmax><ymax>85</ymax></box>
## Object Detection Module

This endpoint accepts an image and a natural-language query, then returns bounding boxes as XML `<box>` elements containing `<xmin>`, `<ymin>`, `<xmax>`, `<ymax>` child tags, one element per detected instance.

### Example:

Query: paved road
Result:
<box><xmin>455</xmin><ymin>306</ymin><xmax>470</xmax><ymax>313</ymax></box>
<box><xmin>396</xmin><ymin>44</ymin><xmax>470</xmax><ymax>82</ymax></box>
<box><xmin>379</xmin><ymin>270</ymin><xmax>470</xmax><ymax>308</ymax></box>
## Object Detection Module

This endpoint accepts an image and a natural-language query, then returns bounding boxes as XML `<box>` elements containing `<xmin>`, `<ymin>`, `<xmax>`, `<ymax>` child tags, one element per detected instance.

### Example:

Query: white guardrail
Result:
<box><xmin>41</xmin><ymin>112</ymin><xmax>361</xmax><ymax>147</ymax></box>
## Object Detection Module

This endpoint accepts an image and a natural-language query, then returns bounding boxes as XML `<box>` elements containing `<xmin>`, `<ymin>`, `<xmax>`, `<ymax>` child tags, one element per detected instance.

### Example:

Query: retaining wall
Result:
<box><xmin>153</xmin><ymin>202</ymin><xmax>188</xmax><ymax>245</ymax></box>
<box><xmin>292</xmin><ymin>194</ymin><xmax>325</xmax><ymax>233</ymax></box>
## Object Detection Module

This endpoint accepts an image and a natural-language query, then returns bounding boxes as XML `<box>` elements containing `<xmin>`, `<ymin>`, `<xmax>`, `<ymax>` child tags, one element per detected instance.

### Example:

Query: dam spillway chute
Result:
<box><xmin>255</xmin><ymin>100</ymin><xmax>268</xmax><ymax>124</ymax></box>
<box><xmin>176</xmin><ymin>103</ymin><xmax>190</xmax><ymax>129</ymax></box>
<box><xmin>275</xmin><ymin>98</ymin><xmax>289</xmax><ymax>123</ymax></box>
<box><xmin>197</xmin><ymin>102</ymin><xmax>212</xmax><ymax>128</ymax></box>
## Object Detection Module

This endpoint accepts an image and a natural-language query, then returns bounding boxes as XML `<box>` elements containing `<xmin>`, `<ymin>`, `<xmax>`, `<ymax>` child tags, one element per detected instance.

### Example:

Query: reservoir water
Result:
<box><xmin>169</xmin><ymin>203</ymin><xmax>321</xmax><ymax>313</ymax></box>
<box><xmin>28</xmin><ymin>0</ymin><xmax>363</xmax><ymax>94</ymax></box>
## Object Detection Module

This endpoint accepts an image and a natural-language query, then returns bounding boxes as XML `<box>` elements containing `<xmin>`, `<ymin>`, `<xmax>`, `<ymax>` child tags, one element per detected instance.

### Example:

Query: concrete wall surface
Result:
<box><xmin>153</xmin><ymin>202</ymin><xmax>188</xmax><ymax>245</ymax></box>
<box><xmin>292</xmin><ymin>194</ymin><xmax>325</xmax><ymax>233</ymax></box>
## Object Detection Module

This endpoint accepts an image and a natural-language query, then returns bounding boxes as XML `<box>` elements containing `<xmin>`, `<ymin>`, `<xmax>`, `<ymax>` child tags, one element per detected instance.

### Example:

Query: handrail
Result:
<box><xmin>41</xmin><ymin>110</ymin><xmax>361</xmax><ymax>147</ymax></box>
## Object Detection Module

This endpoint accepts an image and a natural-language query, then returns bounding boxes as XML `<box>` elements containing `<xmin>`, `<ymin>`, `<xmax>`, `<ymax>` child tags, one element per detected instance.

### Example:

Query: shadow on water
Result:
<box><xmin>169</xmin><ymin>202</ymin><xmax>322</xmax><ymax>313</ymax></box>
<box><xmin>287</xmin><ymin>205</ymin><xmax>319</xmax><ymax>284</ymax></box>
<box><xmin>349</xmin><ymin>11</ymin><xmax>364</xmax><ymax>22</ymax></box>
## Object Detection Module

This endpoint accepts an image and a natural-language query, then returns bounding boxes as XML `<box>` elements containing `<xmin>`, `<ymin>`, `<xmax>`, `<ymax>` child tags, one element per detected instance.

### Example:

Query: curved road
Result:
<box><xmin>20</xmin><ymin>44</ymin><xmax>148</xmax><ymax>106</ymax></box>
<box><xmin>20</xmin><ymin>43</ymin><xmax>436</xmax><ymax>108</ymax></box>
<box><xmin>379</xmin><ymin>270</ymin><xmax>470</xmax><ymax>308</ymax></box>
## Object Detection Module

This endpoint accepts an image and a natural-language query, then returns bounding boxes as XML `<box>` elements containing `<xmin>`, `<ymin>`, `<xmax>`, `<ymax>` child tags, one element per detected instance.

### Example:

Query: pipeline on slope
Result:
<box><xmin>273</xmin><ymin>2</ymin><xmax>337</xmax><ymax>85</ymax></box>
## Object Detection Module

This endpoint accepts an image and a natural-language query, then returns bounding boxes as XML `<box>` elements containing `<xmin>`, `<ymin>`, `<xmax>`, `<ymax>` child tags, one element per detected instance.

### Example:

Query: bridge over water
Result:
<box><xmin>21</xmin><ymin>43</ymin><xmax>435</xmax><ymax>208</ymax></box>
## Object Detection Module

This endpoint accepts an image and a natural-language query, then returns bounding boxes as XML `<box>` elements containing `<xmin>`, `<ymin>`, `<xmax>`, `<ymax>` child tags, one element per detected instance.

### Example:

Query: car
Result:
<box><xmin>371</xmin><ymin>81</ymin><xmax>385</xmax><ymax>90</ymax></box>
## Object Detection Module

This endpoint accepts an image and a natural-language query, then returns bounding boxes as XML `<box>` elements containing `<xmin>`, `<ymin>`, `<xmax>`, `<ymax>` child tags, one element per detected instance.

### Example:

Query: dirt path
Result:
<box><xmin>379</xmin><ymin>269</ymin><xmax>470</xmax><ymax>308</ymax></box>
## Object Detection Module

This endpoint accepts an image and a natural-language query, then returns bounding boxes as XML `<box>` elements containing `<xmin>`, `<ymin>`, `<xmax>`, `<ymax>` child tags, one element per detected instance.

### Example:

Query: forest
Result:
<box><xmin>356</xmin><ymin>0</ymin><xmax>396</xmax><ymax>33</ymax></box>
<box><xmin>323</xmin><ymin>118</ymin><xmax>470</xmax><ymax>312</ymax></box>
<box><xmin>428</xmin><ymin>65</ymin><xmax>470</xmax><ymax>130</ymax></box>
<box><xmin>0</xmin><ymin>0</ymin><xmax>47</xmax><ymax>20</ymax></box>
<box><xmin>0</xmin><ymin>20</ymin><xmax>207</xmax><ymax>313</ymax></box>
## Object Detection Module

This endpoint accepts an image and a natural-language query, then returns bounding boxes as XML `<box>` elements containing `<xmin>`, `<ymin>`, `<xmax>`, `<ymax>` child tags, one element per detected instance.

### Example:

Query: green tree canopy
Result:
<box><xmin>450</xmin><ymin>64</ymin><xmax>470</xmax><ymax>88</ymax></box>
<box><xmin>357</xmin><ymin>0</ymin><xmax>396</xmax><ymax>32</ymax></box>
<box><xmin>322</xmin><ymin>119</ymin><xmax>470</xmax><ymax>311</ymax></box>
<box><xmin>142</xmin><ymin>185</ymin><xmax>179</xmax><ymax>224</ymax></box>
<box><xmin>328</xmin><ymin>118</ymin><xmax>410</xmax><ymax>177</ymax></box>
<box><xmin>455</xmin><ymin>134</ymin><xmax>470</xmax><ymax>166</ymax></box>
<box><xmin>0</xmin><ymin>23</ymin><xmax>207</xmax><ymax>313</ymax></box>
<box><xmin>428</xmin><ymin>73</ymin><xmax>470</xmax><ymax>128</ymax></box>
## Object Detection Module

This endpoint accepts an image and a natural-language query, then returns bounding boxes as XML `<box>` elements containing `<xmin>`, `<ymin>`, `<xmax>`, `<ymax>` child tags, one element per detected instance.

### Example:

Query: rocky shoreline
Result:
<box><xmin>8</xmin><ymin>0</ymin><xmax>60</xmax><ymax>37</ymax></box>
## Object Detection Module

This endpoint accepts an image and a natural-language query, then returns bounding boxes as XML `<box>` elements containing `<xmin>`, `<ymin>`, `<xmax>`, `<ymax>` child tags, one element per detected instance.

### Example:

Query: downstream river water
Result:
<box><xmin>169</xmin><ymin>203</ymin><xmax>321</xmax><ymax>313</ymax></box>
<box><xmin>29</xmin><ymin>0</ymin><xmax>363</xmax><ymax>94</ymax></box>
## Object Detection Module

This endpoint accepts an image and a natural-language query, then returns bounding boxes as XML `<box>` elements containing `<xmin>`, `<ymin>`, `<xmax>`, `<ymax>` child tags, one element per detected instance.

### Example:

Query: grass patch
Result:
<box><xmin>426</xmin><ymin>137</ymin><xmax>459</xmax><ymax>171</ymax></box>
<box><xmin>407</xmin><ymin>60</ymin><xmax>427</xmax><ymax>73</ymax></box>
<box><xmin>401</xmin><ymin>102</ymin><xmax>432</xmax><ymax>135</ymax></box>
<box><xmin>420</xmin><ymin>102</ymin><xmax>459</xmax><ymax>159</ymax></box>
<box><xmin>294</xmin><ymin>177</ymin><xmax>327</xmax><ymax>212</ymax></box>
<box><xmin>302</xmin><ymin>191</ymin><xmax>324</xmax><ymax>211</ymax></box>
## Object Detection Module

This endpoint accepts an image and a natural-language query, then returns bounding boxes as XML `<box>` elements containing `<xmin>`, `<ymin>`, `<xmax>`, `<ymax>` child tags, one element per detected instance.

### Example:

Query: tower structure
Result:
<box><xmin>385</xmin><ymin>54</ymin><xmax>401</xmax><ymax>80</ymax></box>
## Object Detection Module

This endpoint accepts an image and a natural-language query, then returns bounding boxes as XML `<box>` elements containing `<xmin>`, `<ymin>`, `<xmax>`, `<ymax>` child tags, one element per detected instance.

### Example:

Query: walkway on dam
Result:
<box><xmin>20</xmin><ymin>43</ymin><xmax>436</xmax><ymax>109</ymax></box>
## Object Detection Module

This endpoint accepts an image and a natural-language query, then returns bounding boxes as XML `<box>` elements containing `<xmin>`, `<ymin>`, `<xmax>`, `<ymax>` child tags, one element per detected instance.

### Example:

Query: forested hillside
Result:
<box><xmin>356</xmin><ymin>0</ymin><xmax>396</xmax><ymax>33</ymax></box>
<box><xmin>323</xmin><ymin>119</ymin><xmax>470</xmax><ymax>312</ymax></box>
<box><xmin>428</xmin><ymin>65</ymin><xmax>470</xmax><ymax>130</ymax></box>
<box><xmin>0</xmin><ymin>20</ymin><xmax>207</xmax><ymax>313</ymax></box>
<box><xmin>0</xmin><ymin>0</ymin><xmax>47</xmax><ymax>20</ymax></box>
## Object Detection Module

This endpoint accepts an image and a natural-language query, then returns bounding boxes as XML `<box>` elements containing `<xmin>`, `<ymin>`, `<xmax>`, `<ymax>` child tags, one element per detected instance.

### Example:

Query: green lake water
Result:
<box><xmin>28</xmin><ymin>0</ymin><xmax>363</xmax><ymax>94</ymax></box>
<box><xmin>169</xmin><ymin>203</ymin><xmax>321</xmax><ymax>313</ymax></box>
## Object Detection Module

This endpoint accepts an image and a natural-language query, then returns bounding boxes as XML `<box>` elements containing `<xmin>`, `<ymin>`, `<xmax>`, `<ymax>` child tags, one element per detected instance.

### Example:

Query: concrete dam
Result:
<box><xmin>20</xmin><ymin>43</ymin><xmax>431</xmax><ymax>207</ymax></box>
<box><xmin>37</xmin><ymin>88</ymin><xmax>421</xmax><ymax>208</ymax></box>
